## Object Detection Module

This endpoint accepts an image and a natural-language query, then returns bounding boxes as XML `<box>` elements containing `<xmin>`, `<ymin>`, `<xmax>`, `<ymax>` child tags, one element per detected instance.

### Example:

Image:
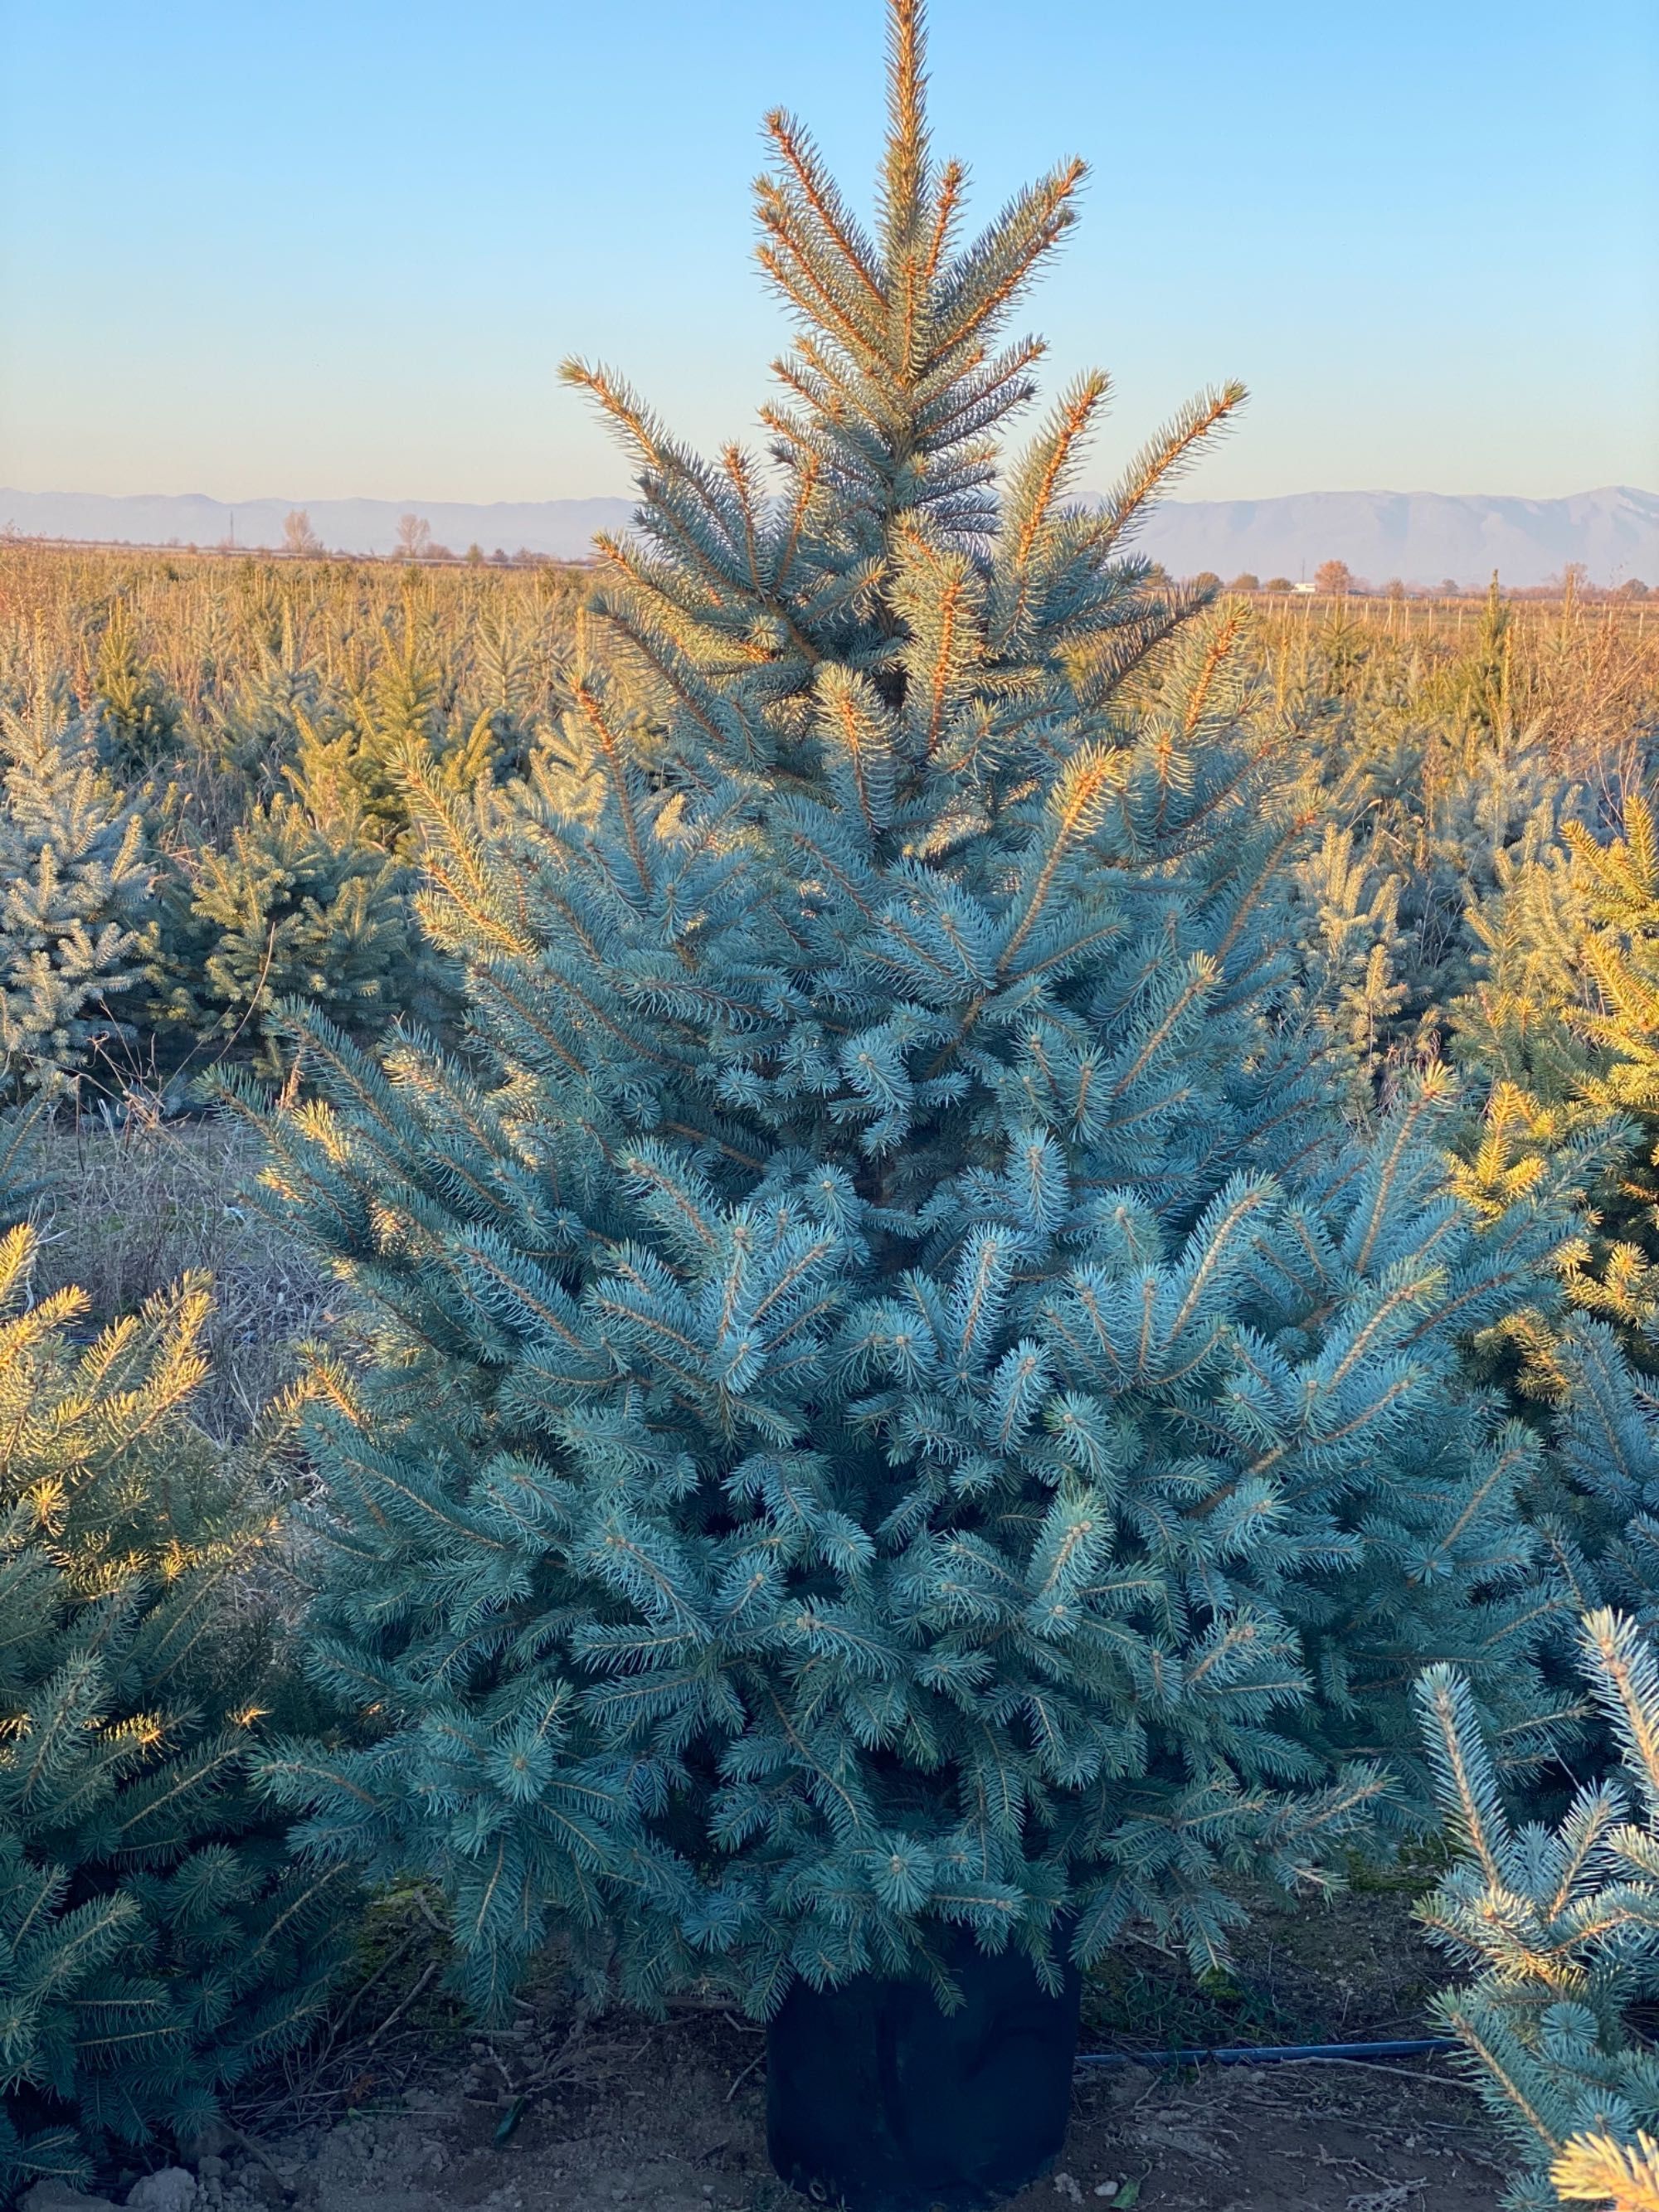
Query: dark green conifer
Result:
<box><xmin>151</xmin><ymin>798</ymin><xmax>426</xmax><ymax>1079</ymax></box>
<box><xmin>0</xmin><ymin>1230</ymin><xmax>351</xmax><ymax>2195</ymax></box>
<box><xmin>0</xmin><ymin>707</ymin><xmax>151</xmax><ymax>1099</ymax></box>
<box><xmin>91</xmin><ymin>605</ymin><xmax>182</xmax><ymax>775</ymax></box>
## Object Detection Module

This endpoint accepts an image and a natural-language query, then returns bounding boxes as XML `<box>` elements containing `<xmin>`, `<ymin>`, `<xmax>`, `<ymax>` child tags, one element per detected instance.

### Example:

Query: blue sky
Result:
<box><xmin>1</xmin><ymin>0</ymin><xmax>1654</xmax><ymax>505</ymax></box>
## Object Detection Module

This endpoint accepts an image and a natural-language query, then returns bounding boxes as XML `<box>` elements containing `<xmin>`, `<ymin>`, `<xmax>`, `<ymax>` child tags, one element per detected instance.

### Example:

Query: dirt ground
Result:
<box><xmin>172</xmin><ymin>1883</ymin><xmax>1505</xmax><ymax>2212</ymax></box>
<box><xmin>196</xmin><ymin>2005</ymin><xmax>1504</xmax><ymax>2212</ymax></box>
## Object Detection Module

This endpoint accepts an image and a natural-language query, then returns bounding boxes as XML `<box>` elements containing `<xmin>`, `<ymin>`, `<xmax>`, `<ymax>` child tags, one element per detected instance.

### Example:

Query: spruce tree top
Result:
<box><xmin>251</xmin><ymin>0</ymin><xmax>1560</xmax><ymax>2018</ymax></box>
<box><xmin>465</xmin><ymin>0</ymin><xmax>1264</xmax><ymax>1221</ymax></box>
<box><xmin>562</xmin><ymin>0</ymin><xmax>1239</xmax><ymax>817</ymax></box>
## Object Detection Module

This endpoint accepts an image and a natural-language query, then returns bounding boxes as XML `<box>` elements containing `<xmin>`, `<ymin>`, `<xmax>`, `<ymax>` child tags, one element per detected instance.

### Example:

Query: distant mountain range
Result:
<box><xmin>1129</xmin><ymin>485</ymin><xmax>1658</xmax><ymax>591</ymax></box>
<box><xmin>2</xmin><ymin>483</ymin><xmax>1655</xmax><ymax>589</ymax></box>
<box><xmin>0</xmin><ymin>489</ymin><xmax>635</xmax><ymax>562</ymax></box>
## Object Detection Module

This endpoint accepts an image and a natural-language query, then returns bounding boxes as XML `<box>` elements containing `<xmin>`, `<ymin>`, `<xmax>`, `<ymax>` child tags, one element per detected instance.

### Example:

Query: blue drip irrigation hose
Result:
<box><xmin>1076</xmin><ymin>2035</ymin><xmax>1461</xmax><ymax>2068</ymax></box>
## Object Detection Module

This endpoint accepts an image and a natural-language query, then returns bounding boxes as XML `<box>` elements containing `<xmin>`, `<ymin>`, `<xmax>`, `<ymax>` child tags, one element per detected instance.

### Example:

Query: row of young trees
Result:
<box><xmin>0</xmin><ymin>560</ymin><xmax>592</xmax><ymax>1100</ymax></box>
<box><xmin>1</xmin><ymin>579</ymin><xmax>1644</xmax><ymax>1110</ymax></box>
<box><xmin>279</xmin><ymin>511</ymin><xmax>548</xmax><ymax>566</ymax></box>
<box><xmin>1245</xmin><ymin>562</ymin><xmax>1652</xmax><ymax>600</ymax></box>
<box><xmin>3</xmin><ymin>2</ymin><xmax>1659</xmax><ymax>2200</ymax></box>
<box><xmin>2</xmin><ymin>554</ymin><xmax>1647</xmax><ymax>1117</ymax></box>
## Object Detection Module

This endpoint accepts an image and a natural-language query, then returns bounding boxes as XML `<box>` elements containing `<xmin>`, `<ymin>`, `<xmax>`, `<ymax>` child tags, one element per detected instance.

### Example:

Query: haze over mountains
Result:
<box><xmin>0</xmin><ymin>489</ymin><xmax>635</xmax><ymax>564</ymax></box>
<box><xmin>2</xmin><ymin>484</ymin><xmax>1655</xmax><ymax>589</ymax></box>
<box><xmin>1132</xmin><ymin>486</ymin><xmax>1657</xmax><ymax>590</ymax></box>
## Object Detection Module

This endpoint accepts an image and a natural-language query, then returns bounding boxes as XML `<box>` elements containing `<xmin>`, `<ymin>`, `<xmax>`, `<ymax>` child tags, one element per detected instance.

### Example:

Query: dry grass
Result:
<box><xmin>17</xmin><ymin>1097</ymin><xmax>329</xmax><ymax>1436</ymax></box>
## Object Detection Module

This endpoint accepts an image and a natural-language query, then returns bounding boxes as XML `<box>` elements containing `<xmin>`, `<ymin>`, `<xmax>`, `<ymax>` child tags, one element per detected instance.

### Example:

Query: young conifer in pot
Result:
<box><xmin>242</xmin><ymin>3</ymin><xmax>1564</xmax><ymax>2200</ymax></box>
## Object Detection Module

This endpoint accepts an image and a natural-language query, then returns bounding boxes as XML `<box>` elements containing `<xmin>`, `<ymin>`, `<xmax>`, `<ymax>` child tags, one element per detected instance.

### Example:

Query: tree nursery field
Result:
<box><xmin>6</xmin><ymin>6</ymin><xmax>1659</xmax><ymax>2210</ymax></box>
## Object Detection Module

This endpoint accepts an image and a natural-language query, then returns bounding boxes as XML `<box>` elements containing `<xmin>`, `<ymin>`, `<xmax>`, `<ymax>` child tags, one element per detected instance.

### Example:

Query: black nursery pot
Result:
<box><xmin>764</xmin><ymin>1925</ymin><xmax>1082</xmax><ymax>2212</ymax></box>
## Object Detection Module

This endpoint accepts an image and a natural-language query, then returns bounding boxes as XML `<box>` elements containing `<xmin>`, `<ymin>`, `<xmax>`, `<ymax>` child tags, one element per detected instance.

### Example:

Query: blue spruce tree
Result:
<box><xmin>243</xmin><ymin>0</ymin><xmax>1567</xmax><ymax>2019</ymax></box>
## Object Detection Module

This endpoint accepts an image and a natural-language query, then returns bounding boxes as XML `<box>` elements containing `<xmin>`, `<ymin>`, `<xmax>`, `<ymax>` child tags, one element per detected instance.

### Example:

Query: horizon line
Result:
<box><xmin>3</xmin><ymin>481</ymin><xmax>1655</xmax><ymax>510</ymax></box>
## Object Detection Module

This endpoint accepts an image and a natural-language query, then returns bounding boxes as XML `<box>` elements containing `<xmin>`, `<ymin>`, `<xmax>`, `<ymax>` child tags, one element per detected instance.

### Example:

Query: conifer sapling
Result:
<box><xmin>244</xmin><ymin>0</ymin><xmax>1563</xmax><ymax>2020</ymax></box>
<box><xmin>1418</xmin><ymin>1612</ymin><xmax>1659</xmax><ymax>2212</ymax></box>
<box><xmin>0</xmin><ymin>1229</ymin><xmax>351</xmax><ymax>2194</ymax></box>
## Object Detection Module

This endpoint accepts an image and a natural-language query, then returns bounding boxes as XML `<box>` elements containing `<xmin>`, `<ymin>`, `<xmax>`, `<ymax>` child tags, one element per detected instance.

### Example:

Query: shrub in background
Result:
<box><xmin>90</xmin><ymin>604</ymin><xmax>181</xmax><ymax>777</ymax></box>
<box><xmin>0</xmin><ymin>1222</ymin><xmax>352</xmax><ymax>2195</ymax></box>
<box><xmin>0</xmin><ymin>708</ymin><xmax>150</xmax><ymax>1100</ymax></box>
<box><xmin>151</xmin><ymin>800</ymin><xmax>430</xmax><ymax>1078</ymax></box>
<box><xmin>1418</xmin><ymin>1611</ymin><xmax>1659</xmax><ymax>2212</ymax></box>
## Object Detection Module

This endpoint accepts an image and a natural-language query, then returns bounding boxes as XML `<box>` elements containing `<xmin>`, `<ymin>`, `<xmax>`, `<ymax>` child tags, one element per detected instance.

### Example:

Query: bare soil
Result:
<box><xmin>202</xmin><ymin>2007</ymin><xmax>1502</xmax><ymax>2212</ymax></box>
<box><xmin>192</xmin><ymin>1886</ymin><xmax>1505</xmax><ymax>2212</ymax></box>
